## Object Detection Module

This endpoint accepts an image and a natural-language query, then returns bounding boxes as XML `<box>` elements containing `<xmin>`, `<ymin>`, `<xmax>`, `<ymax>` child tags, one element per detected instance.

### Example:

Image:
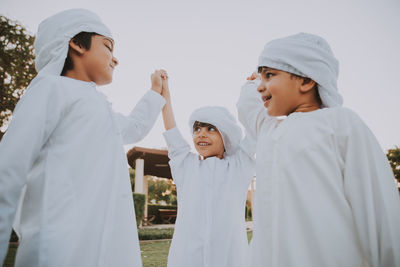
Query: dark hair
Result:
<box><xmin>258</xmin><ymin>66</ymin><xmax>322</xmax><ymax>105</ymax></box>
<box><xmin>61</xmin><ymin>32</ymin><xmax>98</xmax><ymax>76</ymax></box>
<box><xmin>192</xmin><ymin>121</ymin><xmax>217</xmax><ymax>133</ymax></box>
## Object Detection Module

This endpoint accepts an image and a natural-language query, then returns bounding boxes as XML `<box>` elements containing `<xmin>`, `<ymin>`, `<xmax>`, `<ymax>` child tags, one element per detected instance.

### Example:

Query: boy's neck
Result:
<box><xmin>63</xmin><ymin>68</ymin><xmax>92</xmax><ymax>83</ymax></box>
<box><xmin>293</xmin><ymin>104</ymin><xmax>321</xmax><ymax>113</ymax></box>
<box><xmin>199</xmin><ymin>154</ymin><xmax>224</xmax><ymax>160</ymax></box>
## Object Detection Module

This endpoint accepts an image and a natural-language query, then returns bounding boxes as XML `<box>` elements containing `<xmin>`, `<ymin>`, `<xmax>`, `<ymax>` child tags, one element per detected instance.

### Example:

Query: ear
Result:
<box><xmin>68</xmin><ymin>39</ymin><xmax>86</xmax><ymax>55</ymax></box>
<box><xmin>299</xmin><ymin>78</ymin><xmax>316</xmax><ymax>93</ymax></box>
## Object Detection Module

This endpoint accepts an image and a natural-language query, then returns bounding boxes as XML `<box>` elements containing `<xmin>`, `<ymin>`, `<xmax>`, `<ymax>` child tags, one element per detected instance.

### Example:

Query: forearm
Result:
<box><xmin>117</xmin><ymin>90</ymin><xmax>165</xmax><ymax>144</ymax></box>
<box><xmin>237</xmin><ymin>80</ymin><xmax>267</xmax><ymax>139</ymax></box>
<box><xmin>162</xmin><ymin>95</ymin><xmax>176</xmax><ymax>131</ymax></box>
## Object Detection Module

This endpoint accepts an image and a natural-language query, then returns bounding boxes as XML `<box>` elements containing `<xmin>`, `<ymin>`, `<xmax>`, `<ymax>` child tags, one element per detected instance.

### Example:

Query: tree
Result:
<box><xmin>386</xmin><ymin>146</ymin><xmax>400</xmax><ymax>190</ymax></box>
<box><xmin>0</xmin><ymin>15</ymin><xmax>36</xmax><ymax>139</ymax></box>
<box><xmin>148</xmin><ymin>177</ymin><xmax>177</xmax><ymax>205</ymax></box>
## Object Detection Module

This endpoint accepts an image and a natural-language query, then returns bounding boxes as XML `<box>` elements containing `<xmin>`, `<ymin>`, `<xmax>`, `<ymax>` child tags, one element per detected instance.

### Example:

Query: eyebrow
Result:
<box><xmin>258</xmin><ymin>66</ymin><xmax>277</xmax><ymax>74</ymax></box>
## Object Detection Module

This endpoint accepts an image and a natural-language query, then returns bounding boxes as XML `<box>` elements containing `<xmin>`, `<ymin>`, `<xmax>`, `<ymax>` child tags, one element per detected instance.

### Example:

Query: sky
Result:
<box><xmin>2</xmin><ymin>0</ymin><xmax>400</xmax><ymax>152</ymax></box>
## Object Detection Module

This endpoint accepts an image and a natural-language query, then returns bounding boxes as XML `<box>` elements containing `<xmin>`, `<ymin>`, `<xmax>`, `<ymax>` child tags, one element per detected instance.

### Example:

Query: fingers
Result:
<box><xmin>247</xmin><ymin>72</ymin><xmax>260</xmax><ymax>80</ymax></box>
<box><xmin>160</xmin><ymin>69</ymin><xmax>169</xmax><ymax>80</ymax></box>
<box><xmin>150</xmin><ymin>70</ymin><xmax>163</xmax><ymax>94</ymax></box>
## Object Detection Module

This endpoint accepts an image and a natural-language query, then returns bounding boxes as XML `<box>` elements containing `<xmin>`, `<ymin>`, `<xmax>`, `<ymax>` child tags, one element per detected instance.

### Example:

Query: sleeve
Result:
<box><xmin>113</xmin><ymin>90</ymin><xmax>165</xmax><ymax>144</ymax></box>
<box><xmin>341</xmin><ymin>110</ymin><xmax>400</xmax><ymax>267</ymax></box>
<box><xmin>234</xmin><ymin>133</ymin><xmax>256</xmax><ymax>187</ymax></box>
<box><xmin>162</xmin><ymin>127</ymin><xmax>192</xmax><ymax>186</ymax></box>
<box><xmin>0</xmin><ymin>77</ymin><xmax>64</xmax><ymax>263</ymax></box>
<box><xmin>236</xmin><ymin>80</ymin><xmax>270</xmax><ymax>140</ymax></box>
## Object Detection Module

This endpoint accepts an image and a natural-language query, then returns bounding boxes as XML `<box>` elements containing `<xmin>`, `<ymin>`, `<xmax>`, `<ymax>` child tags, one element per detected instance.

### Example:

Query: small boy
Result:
<box><xmin>160</xmin><ymin>71</ymin><xmax>255</xmax><ymax>267</ymax></box>
<box><xmin>0</xmin><ymin>9</ymin><xmax>166</xmax><ymax>267</ymax></box>
<box><xmin>237</xmin><ymin>33</ymin><xmax>400</xmax><ymax>267</ymax></box>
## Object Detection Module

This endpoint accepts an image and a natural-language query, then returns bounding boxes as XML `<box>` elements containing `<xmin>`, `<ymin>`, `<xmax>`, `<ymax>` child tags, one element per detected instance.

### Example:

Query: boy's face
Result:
<box><xmin>81</xmin><ymin>35</ymin><xmax>118</xmax><ymax>85</ymax></box>
<box><xmin>192</xmin><ymin>122</ymin><xmax>225</xmax><ymax>159</ymax></box>
<box><xmin>257</xmin><ymin>67</ymin><xmax>303</xmax><ymax>116</ymax></box>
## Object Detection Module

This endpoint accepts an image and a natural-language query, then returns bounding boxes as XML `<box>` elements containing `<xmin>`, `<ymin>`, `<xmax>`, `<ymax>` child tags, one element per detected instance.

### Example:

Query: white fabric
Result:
<box><xmin>163</xmin><ymin>127</ymin><xmax>255</xmax><ymax>267</ymax></box>
<box><xmin>188</xmin><ymin>106</ymin><xmax>243</xmax><ymax>156</ymax></box>
<box><xmin>258</xmin><ymin>33</ymin><xmax>343</xmax><ymax>108</ymax></box>
<box><xmin>237</xmin><ymin>80</ymin><xmax>400</xmax><ymax>267</ymax></box>
<box><xmin>0</xmin><ymin>75</ymin><xmax>165</xmax><ymax>266</ymax></box>
<box><xmin>34</xmin><ymin>8</ymin><xmax>112</xmax><ymax>76</ymax></box>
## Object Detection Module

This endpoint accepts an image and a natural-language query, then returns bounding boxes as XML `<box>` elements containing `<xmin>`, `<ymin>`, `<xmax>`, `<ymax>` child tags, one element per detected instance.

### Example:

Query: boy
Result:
<box><xmin>0</xmin><ymin>9</ymin><xmax>166</xmax><ymax>266</ymax></box>
<box><xmin>237</xmin><ymin>33</ymin><xmax>400</xmax><ymax>267</ymax></box>
<box><xmin>160</xmin><ymin>71</ymin><xmax>255</xmax><ymax>267</ymax></box>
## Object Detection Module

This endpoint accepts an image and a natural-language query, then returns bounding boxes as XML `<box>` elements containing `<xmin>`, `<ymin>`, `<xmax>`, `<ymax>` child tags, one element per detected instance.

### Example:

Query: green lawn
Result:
<box><xmin>140</xmin><ymin>240</ymin><xmax>171</xmax><ymax>267</ymax></box>
<box><xmin>3</xmin><ymin>231</ymin><xmax>252</xmax><ymax>267</ymax></box>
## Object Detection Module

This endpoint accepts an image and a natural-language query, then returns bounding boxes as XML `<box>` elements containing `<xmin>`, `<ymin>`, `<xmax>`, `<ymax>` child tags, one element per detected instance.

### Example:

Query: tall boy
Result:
<box><xmin>237</xmin><ymin>33</ymin><xmax>400</xmax><ymax>267</ymax></box>
<box><xmin>160</xmin><ymin>71</ymin><xmax>255</xmax><ymax>267</ymax></box>
<box><xmin>0</xmin><ymin>9</ymin><xmax>165</xmax><ymax>266</ymax></box>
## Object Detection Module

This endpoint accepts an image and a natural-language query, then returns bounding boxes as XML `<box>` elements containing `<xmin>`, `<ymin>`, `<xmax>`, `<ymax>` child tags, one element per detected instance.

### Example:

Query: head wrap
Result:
<box><xmin>34</xmin><ymin>8</ymin><xmax>112</xmax><ymax>76</ymax></box>
<box><xmin>258</xmin><ymin>33</ymin><xmax>343</xmax><ymax>107</ymax></box>
<box><xmin>189</xmin><ymin>106</ymin><xmax>242</xmax><ymax>156</ymax></box>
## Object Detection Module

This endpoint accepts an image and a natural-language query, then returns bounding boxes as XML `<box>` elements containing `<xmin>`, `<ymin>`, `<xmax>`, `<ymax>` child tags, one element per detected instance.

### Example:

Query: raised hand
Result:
<box><xmin>160</xmin><ymin>69</ymin><xmax>170</xmax><ymax>99</ymax></box>
<box><xmin>246</xmin><ymin>72</ymin><xmax>260</xmax><ymax>81</ymax></box>
<box><xmin>151</xmin><ymin>70</ymin><xmax>163</xmax><ymax>94</ymax></box>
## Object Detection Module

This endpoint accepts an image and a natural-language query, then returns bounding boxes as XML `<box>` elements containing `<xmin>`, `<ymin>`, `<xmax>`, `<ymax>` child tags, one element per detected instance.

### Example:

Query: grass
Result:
<box><xmin>3</xmin><ymin>231</ymin><xmax>253</xmax><ymax>267</ymax></box>
<box><xmin>138</xmin><ymin>228</ymin><xmax>174</xmax><ymax>240</ymax></box>
<box><xmin>2</xmin><ymin>243</ymin><xmax>17</xmax><ymax>267</ymax></box>
<box><xmin>140</xmin><ymin>240</ymin><xmax>171</xmax><ymax>267</ymax></box>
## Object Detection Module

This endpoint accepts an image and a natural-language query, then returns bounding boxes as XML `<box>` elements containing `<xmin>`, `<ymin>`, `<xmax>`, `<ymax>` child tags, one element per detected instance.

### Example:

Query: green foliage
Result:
<box><xmin>147</xmin><ymin>204</ymin><xmax>177</xmax><ymax>224</ymax></box>
<box><xmin>0</xmin><ymin>16</ymin><xmax>36</xmax><ymax>138</ymax></box>
<box><xmin>129</xmin><ymin>168</ymin><xmax>135</xmax><ymax>192</ymax></box>
<box><xmin>386</xmin><ymin>146</ymin><xmax>400</xmax><ymax>188</ymax></box>
<box><xmin>133</xmin><ymin>193</ymin><xmax>146</xmax><ymax>227</ymax></box>
<box><xmin>138</xmin><ymin>228</ymin><xmax>174</xmax><ymax>240</ymax></box>
<box><xmin>148</xmin><ymin>177</ymin><xmax>177</xmax><ymax>205</ymax></box>
<box><xmin>245</xmin><ymin>204</ymin><xmax>252</xmax><ymax>221</ymax></box>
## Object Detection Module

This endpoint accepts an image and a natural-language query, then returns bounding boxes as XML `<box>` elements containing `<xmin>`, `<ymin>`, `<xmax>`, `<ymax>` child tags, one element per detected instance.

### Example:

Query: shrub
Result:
<box><xmin>138</xmin><ymin>228</ymin><xmax>174</xmax><ymax>240</ymax></box>
<box><xmin>133</xmin><ymin>193</ymin><xmax>145</xmax><ymax>227</ymax></box>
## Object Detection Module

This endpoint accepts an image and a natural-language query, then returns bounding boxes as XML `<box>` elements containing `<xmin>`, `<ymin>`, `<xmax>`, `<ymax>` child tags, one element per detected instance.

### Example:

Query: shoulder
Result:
<box><xmin>26</xmin><ymin>75</ymin><xmax>66</xmax><ymax>97</ymax></box>
<box><xmin>327</xmin><ymin>107</ymin><xmax>365</xmax><ymax>127</ymax></box>
<box><xmin>321</xmin><ymin>107</ymin><xmax>374</xmax><ymax>142</ymax></box>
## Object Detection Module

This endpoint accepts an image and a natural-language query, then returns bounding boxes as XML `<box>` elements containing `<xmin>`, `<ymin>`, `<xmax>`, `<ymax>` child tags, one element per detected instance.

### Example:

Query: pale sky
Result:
<box><xmin>2</xmin><ymin>0</ymin><xmax>400</xmax><ymax>152</ymax></box>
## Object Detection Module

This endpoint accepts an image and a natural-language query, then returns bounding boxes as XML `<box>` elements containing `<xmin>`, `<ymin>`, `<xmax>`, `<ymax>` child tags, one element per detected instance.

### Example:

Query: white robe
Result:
<box><xmin>163</xmin><ymin>127</ymin><xmax>255</xmax><ymax>267</ymax></box>
<box><xmin>0</xmin><ymin>75</ymin><xmax>165</xmax><ymax>267</ymax></box>
<box><xmin>237</xmin><ymin>80</ymin><xmax>400</xmax><ymax>267</ymax></box>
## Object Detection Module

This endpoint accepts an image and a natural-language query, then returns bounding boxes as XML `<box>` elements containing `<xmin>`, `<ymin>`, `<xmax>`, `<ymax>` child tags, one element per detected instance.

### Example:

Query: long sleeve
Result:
<box><xmin>341</xmin><ymin>110</ymin><xmax>400</xmax><ymax>267</ymax></box>
<box><xmin>233</xmin><ymin>133</ymin><xmax>256</xmax><ymax>188</ymax></box>
<box><xmin>236</xmin><ymin>80</ymin><xmax>270</xmax><ymax>140</ymax></box>
<box><xmin>113</xmin><ymin>90</ymin><xmax>165</xmax><ymax>144</ymax></box>
<box><xmin>163</xmin><ymin>127</ymin><xmax>192</xmax><ymax>186</ymax></box>
<box><xmin>0</xmin><ymin>77</ymin><xmax>64</xmax><ymax>263</ymax></box>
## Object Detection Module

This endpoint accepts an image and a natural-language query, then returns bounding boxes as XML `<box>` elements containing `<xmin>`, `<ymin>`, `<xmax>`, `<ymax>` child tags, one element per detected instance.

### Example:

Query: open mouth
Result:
<box><xmin>262</xmin><ymin>94</ymin><xmax>272</xmax><ymax>106</ymax></box>
<box><xmin>197</xmin><ymin>142</ymin><xmax>211</xmax><ymax>147</ymax></box>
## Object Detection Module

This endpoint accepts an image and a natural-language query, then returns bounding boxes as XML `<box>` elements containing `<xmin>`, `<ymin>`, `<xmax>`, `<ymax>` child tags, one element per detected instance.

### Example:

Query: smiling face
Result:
<box><xmin>81</xmin><ymin>35</ymin><xmax>118</xmax><ymax>85</ymax></box>
<box><xmin>192</xmin><ymin>121</ymin><xmax>225</xmax><ymax>159</ymax></box>
<box><xmin>257</xmin><ymin>67</ymin><xmax>305</xmax><ymax>116</ymax></box>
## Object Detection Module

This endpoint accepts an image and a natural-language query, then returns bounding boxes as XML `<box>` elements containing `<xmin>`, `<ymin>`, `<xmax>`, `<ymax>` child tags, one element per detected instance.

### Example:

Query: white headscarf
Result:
<box><xmin>34</xmin><ymin>9</ymin><xmax>112</xmax><ymax>76</ymax></box>
<box><xmin>189</xmin><ymin>106</ymin><xmax>243</xmax><ymax>156</ymax></box>
<box><xmin>258</xmin><ymin>33</ymin><xmax>343</xmax><ymax>108</ymax></box>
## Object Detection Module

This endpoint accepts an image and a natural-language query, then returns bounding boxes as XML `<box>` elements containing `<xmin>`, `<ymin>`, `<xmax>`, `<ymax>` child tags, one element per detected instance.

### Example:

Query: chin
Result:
<box><xmin>96</xmin><ymin>78</ymin><xmax>112</xmax><ymax>86</ymax></box>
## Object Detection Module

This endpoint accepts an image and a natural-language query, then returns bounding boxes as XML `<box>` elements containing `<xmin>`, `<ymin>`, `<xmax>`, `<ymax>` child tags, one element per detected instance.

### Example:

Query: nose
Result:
<box><xmin>198</xmin><ymin>127</ymin><xmax>207</xmax><ymax>137</ymax></box>
<box><xmin>112</xmin><ymin>56</ymin><xmax>119</xmax><ymax>67</ymax></box>
<box><xmin>257</xmin><ymin>83</ymin><xmax>266</xmax><ymax>94</ymax></box>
